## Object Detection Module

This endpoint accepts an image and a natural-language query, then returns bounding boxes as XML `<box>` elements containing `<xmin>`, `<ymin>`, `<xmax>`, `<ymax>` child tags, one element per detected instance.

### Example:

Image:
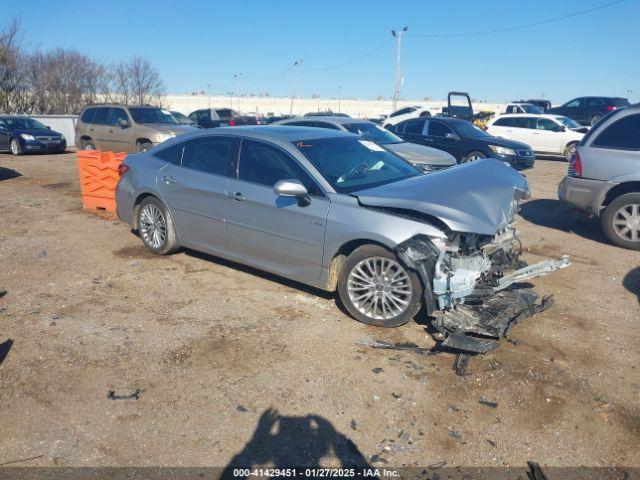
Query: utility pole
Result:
<box><xmin>338</xmin><ymin>85</ymin><xmax>342</xmax><ymax>113</ymax></box>
<box><xmin>233</xmin><ymin>73</ymin><xmax>242</xmax><ymax>111</ymax></box>
<box><xmin>391</xmin><ymin>26</ymin><xmax>408</xmax><ymax>113</ymax></box>
<box><xmin>206</xmin><ymin>81</ymin><xmax>213</xmax><ymax>108</ymax></box>
<box><xmin>290</xmin><ymin>59</ymin><xmax>303</xmax><ymax>116</ymax></box>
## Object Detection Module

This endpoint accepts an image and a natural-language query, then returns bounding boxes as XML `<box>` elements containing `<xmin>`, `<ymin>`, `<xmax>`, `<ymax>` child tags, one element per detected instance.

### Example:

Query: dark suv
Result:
<box><xmin>188</xmin><ymin>108</ymin><xmax>258</xmax><ymax>128</ymax></box>
<box><xmin>549</xmin><ymin>96</ymin><xmax>630</xmax><ymax>126</ymax></box>
<box><xmin>391</xmin><ymin>116</ymin><xmax>535</xmax><ymax>167</ymax></box>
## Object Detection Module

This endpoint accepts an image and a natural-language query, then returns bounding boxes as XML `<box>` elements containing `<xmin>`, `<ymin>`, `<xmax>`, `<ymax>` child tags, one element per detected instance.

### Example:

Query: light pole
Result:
<box><xmin>391</xmin><ymin>26</ymin><xmax>408</xmax><ymax>113</ymax></box>
<box><xmin>206</xmin><ymin>81</ymin><xmax>213</xmax><ymax>108</ymax></box>
<box><xmin>289</xmin><ymin>59</ymin><xmax>303</xmax><ymax>116</ymax></box>
<box><xmin>337</xmin><ymin>85</ymin><xmax>342</xmax><ymax>113</ymax></box>
<box><xmin>233</xmin><ymin>73</ymin><xmax>242</xmax><ymax>110</ymax></box>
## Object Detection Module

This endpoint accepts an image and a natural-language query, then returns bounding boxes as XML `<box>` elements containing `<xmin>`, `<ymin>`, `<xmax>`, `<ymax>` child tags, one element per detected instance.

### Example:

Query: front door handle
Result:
<box><xmin>229</xmin><ymin>191</ymin><xmax>246</xmax><ymax>201</ymax></box>
<box><xmin>161</xmin><ymin>175</ymin><xmax>176</xmax><ymax>184</ymax></box>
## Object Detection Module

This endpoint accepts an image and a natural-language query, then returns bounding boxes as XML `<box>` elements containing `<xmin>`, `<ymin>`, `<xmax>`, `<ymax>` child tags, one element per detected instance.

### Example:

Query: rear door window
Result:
<box><xmin>81</xmin><ymin>108</ymin><xmax>96</xmax><ymax>124</ymax></box>
<box><xmin>404</xmin><ymin>119</ymin><xmax>425</xmax><ymax>134</ymax></box>
<box><xmin>181</xmin><ymin>136</ymin><xmax>236</xmax><ymax>175</ymax></box>
<box><xmin>108</xmin><ymin>108</ymin><xmax>128</xmax><ymax>126</ymax></box>
<box><xmin>153</xmin><ymin>142</ymin><xmax>185</xmax><ymax>165</ymax></box>
<box><xmin>591</xmin><ymin>114</ymin><xmax>640</xmax><ymax>150</ymax></box>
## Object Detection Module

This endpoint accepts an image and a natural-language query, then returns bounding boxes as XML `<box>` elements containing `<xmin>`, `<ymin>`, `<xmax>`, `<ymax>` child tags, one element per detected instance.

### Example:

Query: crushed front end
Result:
<box><xmin>396</xmin><ymin>217</ymin><xmax>571</xmax><ymax>357</ymax></box>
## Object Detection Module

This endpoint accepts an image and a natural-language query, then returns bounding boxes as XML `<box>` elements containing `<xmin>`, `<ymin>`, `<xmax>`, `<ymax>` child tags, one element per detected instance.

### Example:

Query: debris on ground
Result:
<box><xmin>486</xmin><ymin>439</ymin><xmax>497</xmax><ymax>447</ymax></box>
<box><xmin>357</xmin><ymin>339</ymin><xmax>437</xmax><ymax>355</ymax></box>
<box><xmin>479</xmin><ymin>397</ymin><xmax>499</xmax><ymax>408</ymax></box>
<box><xmin>372</xmin><ymin>367</ymin><xmax>384</xmax><ymax>374</ymax></box>
<box><xmin>448</xmin><ymin>430</ymin><xmax>462</xmax><ymax>439</ymax></box>
<box><xmin>236</xmin><ymin>405</ymin><xmax>247</xmax><ymax>412</ymax></box>
<box><xmin>0</xmin><ymin>338</ymin><xmax>13</xmax><ymax>366</ymax></box>
<box><xmin>0</xmin><ymin>290</ymin><xmax>7</xmax><ymax>299</ymax></box>
<box><xmin>526</xmin><ymin>461</ymin><xmax>549</xmax><ymax>480</ymax></box>
<box><xmin>368</xmin><ymin>454</ymin><xmax>388</xmax><ymax>464</ymax></box>
<box><xmin>350</xmin><ymin>419</ymin><xmax>357</xmax><ymax>430</ymax></box>
<box><xmin>107</xmin><ymin>389</ymin><xmax>143</xmax><ymax>400</ymax></box>
<box><xmin>428</xmin><ymin>460</ymin><xmax>447</xmax><ymax>469</ymax></box>
<box><xmin>453</xmin><ymin>353</ymin><xmax>470</xmax><ymax>376</ymax></box>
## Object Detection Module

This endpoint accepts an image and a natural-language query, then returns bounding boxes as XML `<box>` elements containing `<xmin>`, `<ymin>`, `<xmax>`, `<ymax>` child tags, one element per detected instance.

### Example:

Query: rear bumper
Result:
<box><xmin>558</xmin><ymin>175</ymin><xmax>613</xmax><ymax>215</ymax></box>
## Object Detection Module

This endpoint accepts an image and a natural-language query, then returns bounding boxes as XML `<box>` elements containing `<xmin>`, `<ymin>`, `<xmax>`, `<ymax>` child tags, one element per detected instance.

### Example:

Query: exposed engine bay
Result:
<box><xmin>396</xmin><ymin>225</ymin><xmax>571</xmax><ymax>356</ymax></box>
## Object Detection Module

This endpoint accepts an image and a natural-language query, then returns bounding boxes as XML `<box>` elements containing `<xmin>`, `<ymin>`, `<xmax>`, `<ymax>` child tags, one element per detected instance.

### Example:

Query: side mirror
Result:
<box><xmin>274</xmin><ymin>179</ymin><xmax>308</xmax><ymax>197</ymax></box>
<box><xmin>45</xmin><ymin>125</ymin><xmax>51</xmax><ymax>129</ymax></box>
<box><xmin>445</xmin><ymin>132</ymin><xmax>459</xmax><ymax>140</ymax></box>
<box><xmin>118</xmin><ymin>119</ymin><xmax>130</xmax><ymax>128</ymax></box>
<box><xmin>555</xmin><ymin>125</ymin><xmax>566</xmax><ymax>132</ymax></box>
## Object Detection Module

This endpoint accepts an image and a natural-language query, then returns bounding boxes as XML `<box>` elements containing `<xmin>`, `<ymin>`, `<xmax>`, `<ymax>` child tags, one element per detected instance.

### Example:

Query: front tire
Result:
<box><xmin>137</xmin><ymin>197</ymin><xmax>180</xmax><ymax>255</ymax></box>
<box><xmin>462</xmin><ymin>151</ymin><xmax>486</xmax><ymax>163</ymax></box>
<box><xmin>81</xmin><ymin>139</ymin><xmax>96</xmax><ymax>150</ymax></box>
<box><xmin>136</xmin><ymin>141</ymin><xmax>153</xmax><ymax>153</ymax></box>
<box><xmin>10</xmin><ymin>138</ymin><xmax>22</xmax><ymax>156</ymax></box>
<box><xmin>602</xmin><ymin>193</ymin><xmax>640</xmax><ymax>250</ymax></box>
<box><xmin>338</xmin><ymin>245</ymin><xmax>423</xmax><ymax>327</ymax></box>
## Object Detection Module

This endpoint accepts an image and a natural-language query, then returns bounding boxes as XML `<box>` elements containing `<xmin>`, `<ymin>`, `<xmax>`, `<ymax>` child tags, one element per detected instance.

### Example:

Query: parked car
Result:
<box><xmin>559</xmin><ymin>104</ymin><xmax>640</xmax><ymax>250</ymax></box>
<box><xmin>486</xmin><ymin>114</ymin><xmax>586</xmax><ymax>161</ymax></box>
<box><xmin>273</xmin><ymin>116</ymin><xmax>457</xmax><ymax>171</ymax></box>
<box><xmin>382</xmin><ymin>105</ymin><xmax>437</xmax><ymax>129</ymax></box>
<box><xmin>189</xmin><ymin>108</ymin><xmax>259</xmax><ymax>128</ymax></box>
<box><xmin>549</xmin><ymin>96</ymin><xmax>630</xmax><ymax>126</ymax></box>
<box><xmin>171</xmin><ymin>111</ymin><xmax>197</xmax><ymax>127</ymax></box>
<box><xmin>115</xmin><ymin>126</ymin><xmax>568</xmax><ymax>355</ymax></box>
<box><xmin>503</xmin><ymin>103</ymin><xmax>544</xmax><ymax>114</ymax></box>
<box><xmin>76</xmin><ymin>105</ymin><xmax>196</xmax><ymax>153</ymax></box>
<box><xmin>390</xmin><ymin>116</ymin><xmax>535</xmax><ymax>167</ymax></box>
<box><xmin>513</xmin><ymin>99</ymin><xmax>552</xmax><ymax>112</ymax></box>
<box><xmin>304</xmin><ymin>111</ymin><xmax>350</xmax><ymax>118</ymax></box>
<box><xmin>0</xmin><ymin>116</ymin><xmax>66</xmax><ymax>155</ymax></box>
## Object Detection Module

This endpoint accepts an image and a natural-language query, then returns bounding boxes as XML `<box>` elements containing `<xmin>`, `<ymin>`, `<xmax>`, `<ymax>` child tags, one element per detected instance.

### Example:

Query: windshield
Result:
<box><xmin>294</xmin><ymin>137</ymin><xmax>419</xmax><ymax>194</ymax></box>
<box><xmin>555</xmin><ymin>116</ymin><xmax>582</xmax><ymax>128</ymax></box>
<box><xmin>342</xmin><ymin>122</ymin><xmax>403</xmax><ymax>145</ymax></box>
<box><xmin>129</xmin><ymin>108</ymin><xmax>179</xmax><ymax>124</ymax></box>
<box><xmin>452</xmin><ymin>120</ymin><xmax>491</xmax><ymax>139</ymax></box>
<box><xmin>521</xmin><ymin>104</ymin><xmax>543</xmax><ymax>113</ymax></box>
<box><xmin>3</xmin><ymin>118</ymin><xmax>47</xmax><ymax>130</ymax></box>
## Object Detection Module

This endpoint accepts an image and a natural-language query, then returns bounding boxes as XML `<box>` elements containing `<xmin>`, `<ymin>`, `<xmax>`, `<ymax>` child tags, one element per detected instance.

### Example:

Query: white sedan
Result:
<box><xmin>486</xmin><ymin>114</ymin><xmax>587</xmax><ymax>161</ymax></box>
<box><xmin>382</xmin><ymin>105</ymin><xmax>438</xmax><ymax>129</ymax></box>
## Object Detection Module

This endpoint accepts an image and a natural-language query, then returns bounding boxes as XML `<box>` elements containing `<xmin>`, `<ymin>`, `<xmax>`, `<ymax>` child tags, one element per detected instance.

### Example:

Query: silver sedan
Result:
<box><xmin>116</xmin><ymin>126</ymin><xmax>568</xmax><ymax>352</ymax></box>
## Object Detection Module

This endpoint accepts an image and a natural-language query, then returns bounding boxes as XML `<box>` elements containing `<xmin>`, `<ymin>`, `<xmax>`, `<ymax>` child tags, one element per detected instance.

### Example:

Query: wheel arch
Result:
<box><xmin>602</xmin><ymin>182</ymin><xmax>640</xmax><ymax>208</ymax></box>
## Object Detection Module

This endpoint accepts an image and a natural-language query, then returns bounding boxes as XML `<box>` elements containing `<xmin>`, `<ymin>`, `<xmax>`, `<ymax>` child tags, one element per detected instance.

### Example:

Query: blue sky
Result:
<box><xmin>5</xmin><ymin>0</ymin><xmax>639</xmax><ymax>103</ymax></box>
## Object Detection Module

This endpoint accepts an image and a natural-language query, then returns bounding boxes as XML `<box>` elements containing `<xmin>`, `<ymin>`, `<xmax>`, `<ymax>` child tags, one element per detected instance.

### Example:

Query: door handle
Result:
<box><xmin>161</xmin><ymin>175</ymin><xmax>176</xmax><ymax>184</ymax></box>
<box><xmin>229</xmin><ymin>191</ymin><xmax>246</xmax><ymax>201</ymax></box>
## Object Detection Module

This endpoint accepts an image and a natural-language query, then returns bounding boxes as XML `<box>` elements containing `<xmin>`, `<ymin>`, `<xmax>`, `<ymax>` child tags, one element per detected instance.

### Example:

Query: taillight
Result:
<box><xmin>606</xmin><ymin>105</ymin><xmax>616</xmax><ymax>111</ymax></box>
<box><xmin>569</xmin><ymin>151</ymin><xmax>582</xmax><ymax>177</ymax></box>
<box><xmin>229</xmin><ymin>118</ymin><xmax>236</xmax><ymax>126</ymax></box>
<box><xmin>117</xmin><ymin>164</ymin><xmax>130</xmax><ymax>177</ymax></box>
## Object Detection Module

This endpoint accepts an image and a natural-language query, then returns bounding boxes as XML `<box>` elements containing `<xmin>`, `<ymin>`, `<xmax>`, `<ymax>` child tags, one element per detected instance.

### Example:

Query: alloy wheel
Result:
<box><xmin>10</xmin><ymin>140</ymin><xmax>20</xmax><ymax>155</ymax></box>
<box><xmin>139</xmin><ymin>204</ymin><xmax>167</xmax><ymax>249</ymax></box>
<box><xmin>612</xmin><ymin>203</ymin><xmax>640</xmax><ymax>242</ymax></box>
<box><xmin>347</xmin><ymin>256</ymin><xmax>412</xmax><ymax>320</ymax></box>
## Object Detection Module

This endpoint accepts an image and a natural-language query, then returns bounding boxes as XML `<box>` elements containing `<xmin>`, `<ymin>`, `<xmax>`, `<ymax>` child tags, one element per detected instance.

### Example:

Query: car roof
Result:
<box><xmin>82</xmin><ymin>104</ymin><xmax>160</xmax><ymax>110</ymax></box>
<box><xmin>280</xmin><ymin>116</ymin><xmax>372</xmax><ymax>126</ymax></box>
<box><xmin>494</xmin><ymin>113</ymin><xmax>565</xmax><ymax>120</ymax></box>
<box><xmin>173</xmin><ymin>125</ymin><xmax>356</xmax><ymax>143</ymax></box>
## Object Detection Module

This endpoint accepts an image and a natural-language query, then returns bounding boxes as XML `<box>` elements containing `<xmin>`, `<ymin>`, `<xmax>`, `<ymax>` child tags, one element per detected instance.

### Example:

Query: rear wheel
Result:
<box><xmin>419</xmin><ymin>111</ymin><xmax>431</xmax><ymax>118</ymax></box>
<box><xmin>137</xmin><ymin>197</ymin><xmax>180</xmax><ymax>255</ymax></box>
<box><xmin>601</xmin><ymin>193</ymin><xmax>640</xmax><ymax>250</ymax></box>
<box><xmin>10</xmin><ymin>138</ymin><xmax>22</xmax><ymax>156</ymax></box>
<box><xmin>81</xmin><ymin>139</ymin><xmax>96</xmax><ymax>150</ymax></box>
<box><xmin>590</xmin><ymin>113</ymin><xmax>603</xmax><ymax>126</ymax></box>
<box><xmin>338</xmin><ymin>245</ymin><xmax>423</xmax><ymax>327</ymax></box>
<box><xmin>136</xmin><ymin>141</ymin><xmax>153</xmax><ymax>153</ymax></box>
<box><xmin>462</xmin><ymin>151</ymin><xmax>486</xmax><ymax>163</ymax></box>
<box><xmin>564</xmin><ymin>142</ymin><xmax>578</xmax><ymax>162</ymax></box>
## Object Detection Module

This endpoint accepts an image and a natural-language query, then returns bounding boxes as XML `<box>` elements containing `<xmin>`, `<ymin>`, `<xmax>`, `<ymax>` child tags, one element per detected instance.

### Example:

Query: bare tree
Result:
<box><xmin>0</xmin><ymin>20</ymin><xmax>23</xmax><ymax>113</ymax></box>
<box><xmin>127</xmin><ymin>56</ymin><xmax>165</xmax><ymax>106</ymax></box>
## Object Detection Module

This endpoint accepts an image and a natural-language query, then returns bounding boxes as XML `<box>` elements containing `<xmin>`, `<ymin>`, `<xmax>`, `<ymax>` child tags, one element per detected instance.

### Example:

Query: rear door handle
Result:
<box><xmin>229</xmin><ymin>191</ymin><xmax>246</xmax><ymax>201</ymax></box>
<box><xmin>161</xmin><ymin>175</ymin><xmax>176</xmax><ymax>184</ymax></box>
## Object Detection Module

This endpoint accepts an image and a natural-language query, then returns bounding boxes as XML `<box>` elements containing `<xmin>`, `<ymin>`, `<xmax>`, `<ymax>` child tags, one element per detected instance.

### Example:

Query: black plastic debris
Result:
<box><xmin>350</xmin><ymin>419</ymin><xmax>357</xmax><ymax>430</ymax></box>
<box><xmin>368</xmin><ymin>340</ymin><xmax>438</xmax><ymax>355</ymax></box>
<box><xmin>107</xmin><ymin>388</ymin><xmax>143</xmax><ymax>400</ymax></box>
<box><xmin>527</xmin><ymin>461</ymin><xmax>549</xmax><ymax>480</ymax></box>
<box><xmin>479</xmin><ymin>397</ymin><xmax>499</xmax><ymax>408</ymax></box>
<box><xmin>0</xmin><ymin>290</ymin><xmax>7</xmax><ymax>299</ymax></box>
<box><xmin>372</xmin><ymin>367</ymin><xmax>384</xmax><ymax>374</ymax></box>
<box><xmin>0</xmin><ymin>339</ymin><xmax>13</xmax><ymax>366</ymax></box>
<box><xmin>236</xmin><ymin>405</ymin><xmax>247</xmax><ymax>412</ymax></box>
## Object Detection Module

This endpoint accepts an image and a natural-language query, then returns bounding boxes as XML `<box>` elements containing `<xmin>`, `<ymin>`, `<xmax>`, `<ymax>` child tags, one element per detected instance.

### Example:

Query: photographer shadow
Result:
<box><xmin>221</xmin><ymin>408</ymin><xmax>370</xmax><ymax>478</ymax></box>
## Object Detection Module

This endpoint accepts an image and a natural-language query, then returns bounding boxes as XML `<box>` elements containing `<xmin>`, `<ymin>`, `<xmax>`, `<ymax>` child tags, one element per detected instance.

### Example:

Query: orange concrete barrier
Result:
<box><xmin>76</xmin><ymin>151</ymin><xmax>126</xmax><ymax>212</ymax></box>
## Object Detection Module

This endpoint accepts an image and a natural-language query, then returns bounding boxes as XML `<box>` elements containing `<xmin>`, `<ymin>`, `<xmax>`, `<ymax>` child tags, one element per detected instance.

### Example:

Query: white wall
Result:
<box><xmin>30</xmin><ymin>115</ymin><xmax>78</xmax><ymax>143</ymax></box>
<box><xmin>163</xmin><ymin>94</ymin><xmax>506</xmax><ymax>119</ymax></box>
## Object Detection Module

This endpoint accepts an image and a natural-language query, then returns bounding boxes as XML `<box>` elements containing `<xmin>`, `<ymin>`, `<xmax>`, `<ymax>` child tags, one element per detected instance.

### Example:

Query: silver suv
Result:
<box><xmin>559</xmin><ymin>104</ymin><xmax>640</xmax><ymax>249</ymax></box>
<box><xmin>76</xmin><ymin>105</ymin><xmax>196</xmax><ymax>153</ymax></box>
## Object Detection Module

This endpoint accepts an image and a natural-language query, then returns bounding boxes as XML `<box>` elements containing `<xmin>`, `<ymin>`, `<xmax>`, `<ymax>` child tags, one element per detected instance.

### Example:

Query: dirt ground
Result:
<box><xmin>0</xmin><ymin>151</ymin><xmax>639</xmax><ymax>471</ymax></box>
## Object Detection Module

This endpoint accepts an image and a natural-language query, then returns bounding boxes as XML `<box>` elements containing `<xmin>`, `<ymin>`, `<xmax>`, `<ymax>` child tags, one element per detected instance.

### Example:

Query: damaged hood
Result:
<box><xmin>354</xmin><ymin>158</ymin><xmax>530</xmax><ymax>235</ymax></box>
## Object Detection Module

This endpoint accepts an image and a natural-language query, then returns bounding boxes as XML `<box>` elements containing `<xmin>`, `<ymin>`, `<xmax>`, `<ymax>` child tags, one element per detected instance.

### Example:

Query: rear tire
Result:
<box><xmin>462</xmin><ymin>151</ymin><xmax>486</xmax><ymax>163</ymax></box>
<box><xmin>81</xmin><ymin>139</ymin><xmax>96</xmax><ymax>150</ymax></box>
<box><xmin>419</xmin><ymin>111</ymin><xmax>431</xmax><ymax>118</ymax></box>
<box><xmin>10</xmin><ymin>138</ymin><xmax>22</xmax><ymax>156</ymax></box>
<box><xmin>136</xmin><ymin>141</ymin><xmax>153</xmax><ymax>153</ymax></box>
<box><xmin>590</xmin><ymin>113</ymin><xmax>603</xmax><ymax>126</ymax></box>
<box><xmin>338</xmin><ymin>244</ymin><xmax>423</xmax><ymax>327</ymax></box>
<box><xmin>564</xmin><ymin>142</ymin><xmax>578</xmax><ymax>162</ymax></box>
<box><xmin>601</xmin><ymin>193</ymin><xmax>640</xmax><ymax>250</ymax></box>
<box><xmin>136</xmin><ymin>197</ymin><xmax>180</xmax><ymax>255</ymax></box>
